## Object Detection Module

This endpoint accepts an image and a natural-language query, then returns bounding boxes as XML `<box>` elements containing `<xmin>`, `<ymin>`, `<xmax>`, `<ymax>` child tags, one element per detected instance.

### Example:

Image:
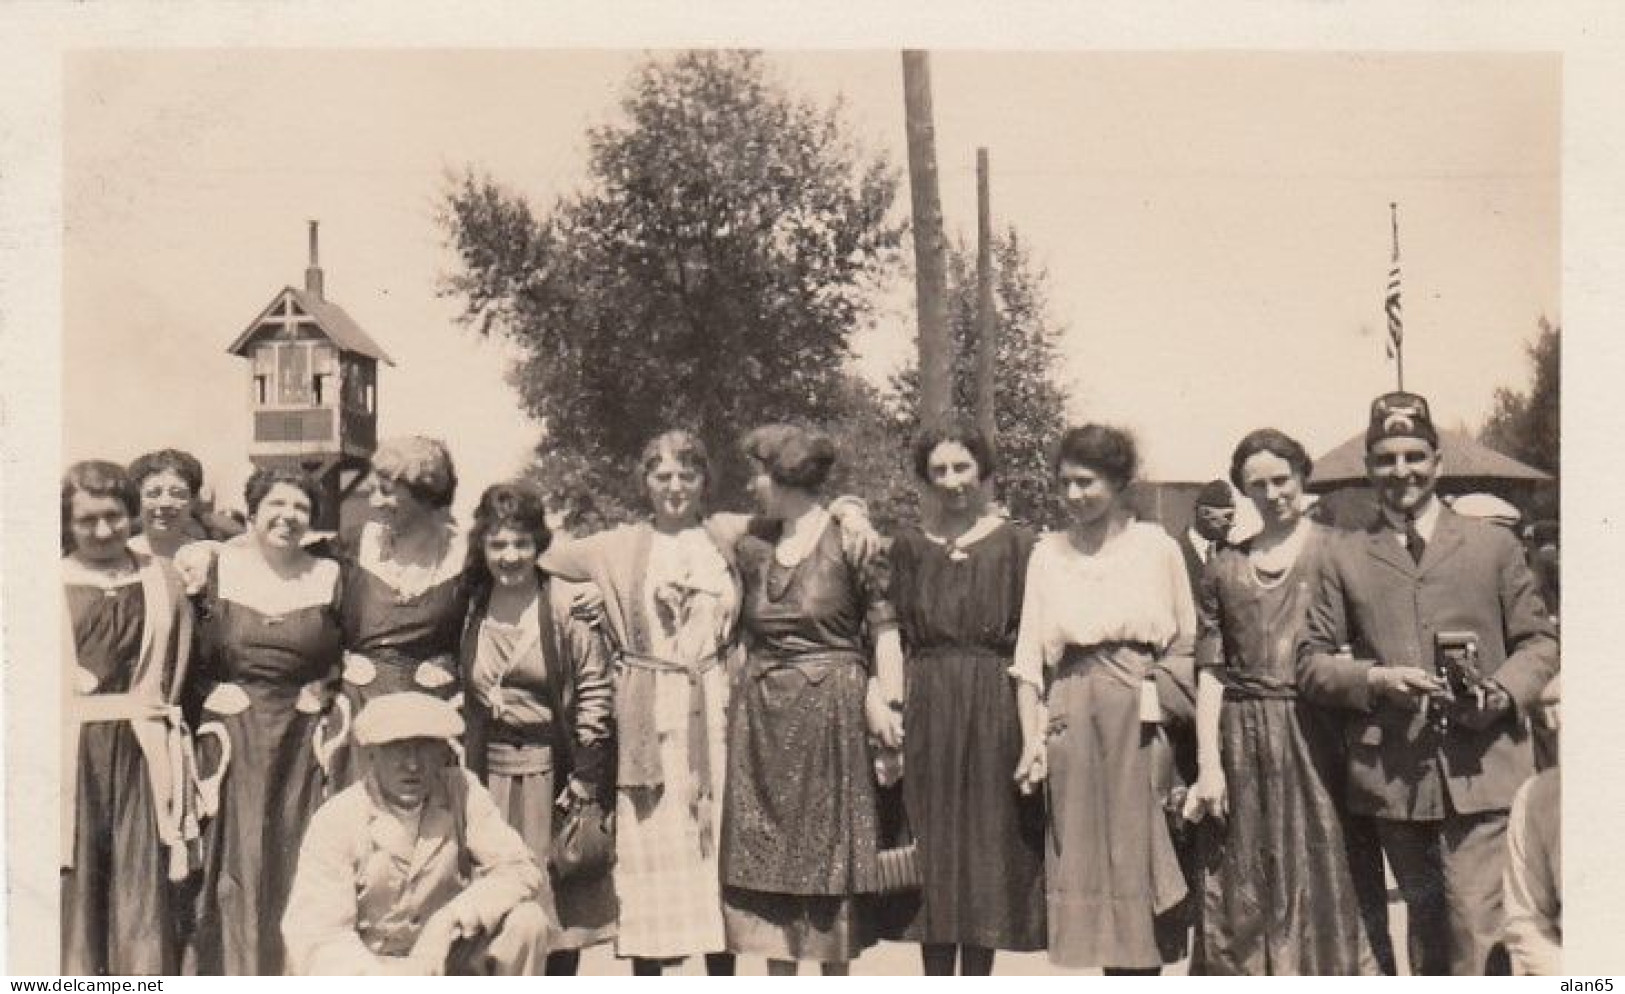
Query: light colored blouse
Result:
<box><xmin>641</xmin><ymin>526</ymin><xmax>738</xmax><ymax>732</ymax></box>
<box><xmin>1010</xmin><ymin>521</ymin><xmax>1197</xmax><ymax>689</ymax></box>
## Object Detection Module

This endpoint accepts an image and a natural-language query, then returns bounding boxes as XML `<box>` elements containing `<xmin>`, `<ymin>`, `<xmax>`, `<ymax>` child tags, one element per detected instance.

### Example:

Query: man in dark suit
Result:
<box><xmin>1177</xmin><ymin>480</ymin><xmax>1235</xmax><ymax>594</ymax></box>
<box><xmin>1297</xmin><ymin>391</ymin><xmax>1558</xmax><ymax>975</ymax></box>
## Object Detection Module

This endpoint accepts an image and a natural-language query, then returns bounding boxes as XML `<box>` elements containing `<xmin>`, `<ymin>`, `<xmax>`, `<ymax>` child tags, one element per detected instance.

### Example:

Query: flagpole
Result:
<box><xmin>1390</xmin><ymin>202</ymin><xmax>1403</xmax><ymax>392</ymax></box>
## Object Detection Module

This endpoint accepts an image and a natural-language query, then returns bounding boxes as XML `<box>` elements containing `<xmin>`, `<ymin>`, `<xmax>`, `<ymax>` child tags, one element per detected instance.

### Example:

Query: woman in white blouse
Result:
<box><xmin>1011</xmin><ymin>425</ymin><xmax>1197</xmax><ymax>975</ymax></box>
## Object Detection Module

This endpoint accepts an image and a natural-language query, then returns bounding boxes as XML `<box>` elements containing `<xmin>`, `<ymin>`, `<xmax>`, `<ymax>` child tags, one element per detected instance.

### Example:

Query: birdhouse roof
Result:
<box><xmin>228</xmin><ymin>287</ymin><xmax>395</xmax><ymax>364</ymax></box>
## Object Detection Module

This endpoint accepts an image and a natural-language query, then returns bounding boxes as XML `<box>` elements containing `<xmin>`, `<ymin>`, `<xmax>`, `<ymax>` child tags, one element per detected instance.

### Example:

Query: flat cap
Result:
<box><xmin>1194</xmin><ymin>479</ymin><xmax>1234</xmax><ymax>509</ymax></box>
<box><xmin>353</xmin><ymin>691</ymin><xmax>464</xmax><ymax>747</ymax></box>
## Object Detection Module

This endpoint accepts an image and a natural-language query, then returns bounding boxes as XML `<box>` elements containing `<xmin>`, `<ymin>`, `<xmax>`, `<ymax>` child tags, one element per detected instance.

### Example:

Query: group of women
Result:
<box><xmin>61</xmin><ymin>417</ymin><xmax>1384</xmax><ymax>977</ymax></box>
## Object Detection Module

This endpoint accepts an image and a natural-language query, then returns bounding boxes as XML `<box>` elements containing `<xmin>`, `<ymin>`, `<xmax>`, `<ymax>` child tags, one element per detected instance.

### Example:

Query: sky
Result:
<box><xmin>62</xmin><ymin>49</ymin><xmax>1559</xmax><ymax>516</ymax></box>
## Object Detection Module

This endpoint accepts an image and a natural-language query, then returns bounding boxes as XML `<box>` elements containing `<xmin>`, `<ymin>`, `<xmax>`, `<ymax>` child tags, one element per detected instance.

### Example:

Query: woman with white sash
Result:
<box><xmin>61</xmin><ymin>460</ymin><xmax>200</xmax><ymax>975</ymax></box>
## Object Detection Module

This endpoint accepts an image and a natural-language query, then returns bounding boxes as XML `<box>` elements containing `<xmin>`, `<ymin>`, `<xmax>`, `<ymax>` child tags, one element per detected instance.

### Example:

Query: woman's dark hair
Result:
<box><xmin>741</xmin><ymin>424</ymin><xmax>836</xmax><ymax>493</ymax></box>
<box><xmin>637</xmin><ymin>429</ymin><xmax>712</xmax><ymax>504</ymax></box>
<box><xmin>128</xmin><ymin>448</ymin><xmax>204</xmax><ymax>496</ymax></box>
<box><xmin>911</xmin><ymin>421</ymin><xmax>996</xmax><ymax>483</ymax></box>
<box><xmin>62</xmin><ymin>460</ymin><xmax>138</xmax><ymax>554</ymax></box>
<box><xmin>465</xmin><ymin>482</ymin><xmax>553</xmax><ymax>595</ymax></box>
<box><xmin>1228</xmin><ymin>428</ymin><xmax>1313</xmax><ymax>490</ymax></box>
<box><xmin>1053</xmin><ymin>424</ymin><xmax>1139</xmax><ymax>490</ymax></box>
<box><xmin>244</xmin><ymin>467</ymin><xmax>323</xmax><ymax>521</ymax></box>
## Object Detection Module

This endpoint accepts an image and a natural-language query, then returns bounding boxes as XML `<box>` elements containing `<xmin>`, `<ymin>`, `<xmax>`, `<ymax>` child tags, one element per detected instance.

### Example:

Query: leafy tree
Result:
<box><xmin>439</xmin><ymin>50</ymin><xmax>903</xmax><ymax>525</ymax></box>
<box><xmin>824</xmin><ymin>373</ymin><xmax>919</xmax><ymax>531</ymax></box>
<box><xmin>889</xmin><ymin>229</ymin><xmax>1071</xmax><ymax>529</ymax></box>
<box><xmin>1481</xmin><ymin>317</ymin><xmax>1559</xmax><ymax>475</ymax></box>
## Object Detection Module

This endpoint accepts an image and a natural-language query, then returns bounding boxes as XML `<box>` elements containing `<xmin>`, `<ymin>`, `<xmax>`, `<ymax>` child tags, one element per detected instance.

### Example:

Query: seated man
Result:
<box><xmin>283</xmin><ymin>692</ymin><xmax>552</xmax><ymax>975</ymax></box>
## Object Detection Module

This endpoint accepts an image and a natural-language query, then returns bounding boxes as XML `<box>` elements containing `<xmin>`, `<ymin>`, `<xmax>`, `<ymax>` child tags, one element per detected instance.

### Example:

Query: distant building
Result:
<box><xmin>226</xmin><ymin>221</ymin><xmax>392</xmax><ymax>532</ymax></box>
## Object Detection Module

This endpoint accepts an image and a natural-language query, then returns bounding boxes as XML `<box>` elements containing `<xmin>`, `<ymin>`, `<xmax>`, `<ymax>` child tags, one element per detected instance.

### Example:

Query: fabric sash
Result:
<box><xmin>618</xmin><ymin>649</ymin><xmax>723</xmax><ymax>858</ymax></box>
<box><xmin>60</xmin><ymin>556</ymin><xmax>201</xmax><ymax>880</ymax></box>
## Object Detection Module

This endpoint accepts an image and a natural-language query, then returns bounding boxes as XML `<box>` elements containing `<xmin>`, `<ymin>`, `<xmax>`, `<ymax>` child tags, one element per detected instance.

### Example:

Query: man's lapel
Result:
<box><xmin>1418</xmin><ymin>507</ymin><xmax>1466</xmax><ymax>577</ymax></box>
<box><xmin>1364</xmin><ymin>521</ymin><xmax>1417</xmax><ymax>579</ymax></box>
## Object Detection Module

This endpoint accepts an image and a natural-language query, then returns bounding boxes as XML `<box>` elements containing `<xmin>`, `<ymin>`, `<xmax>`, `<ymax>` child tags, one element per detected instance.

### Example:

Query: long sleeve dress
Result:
<box><xmin>1010</xmin><ymin>523</ymin><xmax>1195</xmax><ymax>970</ymax></box>
<box><xmin>883</xmin><ymin>520</ymin><xmax>1046</xmax><ymax>952</ymax></box>
<box><xmin>462</xmin><ymin>572</ymin><xmax>617</xmax><ymax>951</ymax></box>
<box><xmin>330</xmin><ymin>519</ymin><xmax>469</xmax><ymax>788</ymax></box>
<box><xmin>61</xmin><ymin>556</ymin><xmax>196</xmax><ymax>976</ymax></box>
<box><xmin>190</xmin><ymin>546</ymin><xmax>344</xmax><ymax>975</ymax></box>
<box><xmin>1192</xmin><ymin>525</ymin><xmax>1378</xmax><ymax>975</ymax></box>
<box><xmin>720</xmin><ymin>518</ymin><xmax>895</xmax><ymax>963</ymax></box>
<box><xmin>542</xmin><ymin>520</ymin><xmax>742</xmax><ymax>960</ymax></box>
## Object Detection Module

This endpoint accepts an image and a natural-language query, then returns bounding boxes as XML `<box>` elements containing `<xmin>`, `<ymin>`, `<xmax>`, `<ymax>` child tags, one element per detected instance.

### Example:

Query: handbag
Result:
<box><xmin>550</xmin><ymin>793</ymin><xmax>615</xmax><ymax>882</ymax></box>
<box><xmin>873</xmin><ymin>759</ymin><xmax>922</xmax><ymax>895</ymax></box>
<box><xmin>876</xmin><ymin>836</ymin><xmax>921</xmax><ymax>894</ymax></box>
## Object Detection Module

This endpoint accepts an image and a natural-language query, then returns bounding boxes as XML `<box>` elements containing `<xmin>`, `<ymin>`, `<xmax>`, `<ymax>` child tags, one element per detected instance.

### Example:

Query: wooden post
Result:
<box><xmin>974</xmin><ymin>147</ymin><xmax>997</xmax><ymax>445</ymax></box>
<box><xmin>903</xmin><ymin>50</ymin><xmax>953</xmax><ymax>430</ymax></box>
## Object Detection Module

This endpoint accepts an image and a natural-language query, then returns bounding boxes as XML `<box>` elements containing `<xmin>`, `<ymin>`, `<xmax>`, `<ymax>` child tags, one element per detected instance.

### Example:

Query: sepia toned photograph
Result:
<box><xmin>6</xmin><ymin>14</ymin><xmax>1605</xmax><ymax>977</ymax></box>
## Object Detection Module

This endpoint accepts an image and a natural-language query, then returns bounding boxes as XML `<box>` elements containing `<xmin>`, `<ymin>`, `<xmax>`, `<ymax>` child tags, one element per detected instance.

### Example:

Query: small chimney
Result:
<box><xmin>305</xmin><ymin>220</ymin><xmax>324</xmax><ymax>300</ymax></box>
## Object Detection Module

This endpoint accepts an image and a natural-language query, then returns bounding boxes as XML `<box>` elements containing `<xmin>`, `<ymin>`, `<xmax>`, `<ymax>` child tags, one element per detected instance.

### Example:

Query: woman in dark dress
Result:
<box><xmin>720</xmin><ymin>425</ymin><xmax>904</xmax><ymax>976</ymax></box>
<box><xmin>1183</xmin><ymin>429</ymin><xmax>1378</xmax><ymax>975</ymax></box>
<box><xmin>460</xmin><ymin>483</ymin><xmax>618</xmax><ymax>974</ymax></box>
<box><xmin>329</xmin><ymin>436</ymin><xmax>470</xmax><ymax>788</ymax></box>
<box><xmin>885</xmin><ymin>423</ymin><xmax>1045</xmax><ymax>974</ymax></box>
<box><xmin>190</xmin><ymin>468</ymin><xmax>343</xmax><ymax>975</ymax></box>
<box><xmin>61</xmin><ymin>461</ymin><xmax>198</xmax><ymax>975</ymax></box>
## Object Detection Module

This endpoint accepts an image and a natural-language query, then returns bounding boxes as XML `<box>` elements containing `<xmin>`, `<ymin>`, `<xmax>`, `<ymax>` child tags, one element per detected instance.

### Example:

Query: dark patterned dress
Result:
<box><xmin>191</xmin><ymin>550</ymin><xmax>343</xmax><ymax>975</ymax></box>
<box><xmin>883</xmin><ymin>521</ymin><xmax>1046</xmax><ymax>951</ymax></box>
<box><xmin>721</xmin><ymin>519</ymin><xmax>895</xmax><ymax>962</ymax></box>
<box><xmin>1192</xmin><ymin>524</ymin><xmax>1379</xmax><ymax>975</ymax></box>
<box><xmin>62</xmin><ymin>580</ymin><xmax>180</xmax><ymax>975</ymax></box>
<box><xmin>330</xmin><ymin>521</ymin><xmax>468</xmax><ymax>788</ymax></box>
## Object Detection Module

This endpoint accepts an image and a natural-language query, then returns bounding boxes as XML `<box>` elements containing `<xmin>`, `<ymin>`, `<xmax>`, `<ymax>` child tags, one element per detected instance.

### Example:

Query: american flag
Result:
<box><xmin>1385</xmin><ymin>207</ymin><xmax>1403</xmax><ymax>359</ymax></box>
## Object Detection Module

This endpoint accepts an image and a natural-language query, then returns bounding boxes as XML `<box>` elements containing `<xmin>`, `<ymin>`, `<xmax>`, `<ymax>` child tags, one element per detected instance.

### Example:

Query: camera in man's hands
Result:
<box><xmin>1428</xmin><ymin>630</ymin><xmax>1483</xmax><ymax>733</ymax></box>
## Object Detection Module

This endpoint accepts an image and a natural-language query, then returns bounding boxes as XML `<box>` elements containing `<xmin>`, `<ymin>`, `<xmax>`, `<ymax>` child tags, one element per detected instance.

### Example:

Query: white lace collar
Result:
<box><xmin>359</xmin><ymin>517</ymin><xmax>467</xmax><ymax>599</ymax></box>
<box><xmin>921</xmin><ymin>515</ymin><xmax>1005</xmax><ymax>560</ymax></box>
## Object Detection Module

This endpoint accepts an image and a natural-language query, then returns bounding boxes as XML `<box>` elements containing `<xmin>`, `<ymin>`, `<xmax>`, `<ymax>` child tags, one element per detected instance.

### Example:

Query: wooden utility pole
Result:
<box><xmin>903</xmin><ymin>50</ymin><xmax>953</xmax><ymax>430</ymax></box>
<box><xmin>974</xmin><ymin>147</ymin><xmax>997</xmax><ymax>445</ymax></box>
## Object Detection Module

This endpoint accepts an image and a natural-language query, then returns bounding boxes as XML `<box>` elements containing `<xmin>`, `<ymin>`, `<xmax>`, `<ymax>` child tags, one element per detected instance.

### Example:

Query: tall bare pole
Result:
<box><xmin>974</xmin><ymin>147</ymin><xmax>998</xmax><ymax>445</ymax></box>
<box><xmin>903</xmin><ymin>51</ymin><xmax>953</xmax><ymax>430</ymax></box>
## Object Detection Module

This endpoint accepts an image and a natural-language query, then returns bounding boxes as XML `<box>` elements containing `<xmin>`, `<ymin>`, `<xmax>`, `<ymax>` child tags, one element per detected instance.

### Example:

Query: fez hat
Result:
<box><xmin>353</xmin><ymin>691</ymin><xmax>464</xmax><ymax>747</ymax></box>
<box><xmin>1365</xmin><ymin>391</ymin><xmax>1439</xmax><ymax>449</ymax></box>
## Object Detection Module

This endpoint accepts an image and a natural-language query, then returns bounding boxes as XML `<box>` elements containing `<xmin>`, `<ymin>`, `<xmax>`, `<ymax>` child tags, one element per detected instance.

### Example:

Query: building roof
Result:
<box><xmin>227</xmin><ymin>287</ymin><xmax>395</xmax><ymax>364</ymax></box>
<box><xmin>1308</xmin><ymin>427</ymin><xmax>1552</xmax><ymax>491</ymax></box>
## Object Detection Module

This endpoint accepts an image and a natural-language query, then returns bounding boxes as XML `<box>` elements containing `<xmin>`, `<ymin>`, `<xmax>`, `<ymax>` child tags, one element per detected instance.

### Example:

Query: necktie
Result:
<box><xmin>1404</xmin><ymin>515</ymin><xmax>1426</xmax><ymax>565</ymax></box>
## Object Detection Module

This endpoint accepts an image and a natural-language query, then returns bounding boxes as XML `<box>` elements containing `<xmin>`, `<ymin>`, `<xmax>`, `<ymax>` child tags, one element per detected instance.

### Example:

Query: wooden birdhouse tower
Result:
<box><xmin>228</xmin><ymin>221</ymin><xmax>393</xmax><ymax>531</ymax></box>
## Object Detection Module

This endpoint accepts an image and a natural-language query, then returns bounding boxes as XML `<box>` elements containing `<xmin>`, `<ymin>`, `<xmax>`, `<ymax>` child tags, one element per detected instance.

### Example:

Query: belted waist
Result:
<box><xmin>1055</xmin><ymin>641</ymin><xmax>1159</xmax><ymax>676</ymax></box>
<box><xmin>750</xmin><ymin>647</ymin><xmax>865</xmax><ymax>670</ymax></box>
<box><xmin>914</xmin><ymin>643</ymin><xmax>1010</xmax><ymax>661</ymax></box>
<box><xmin>70</xmin><ymin>692</ymin><xmax>176</xmax><ymax>725</ymax></box>
<box><xmin>67</xmin><ymin>693</ymin><xmax>200</xmax><ymax>881</ymax></box>
<box><xmin>486</xmin><ymin>741</ymin><xmax>553</xmax><ymax>777</ymax></box>
<box><xmin>619</xmin><ymin>649</ymin><xmax>723</xmax><ymax>682</ymax></box>
<box><xmin>343</xmin><ymin>651</ymin><xmax>457</xmax><ymax>691</ymax></box>
<box><xmin>1215</xmin><ymin>670</ymin><xmax>1298</xmax><ymax>701</ymax></box>
<box><xmin>201</xmin><ymin>679</ymin><xmax>331</xmax><ymax>716</ymax></box>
